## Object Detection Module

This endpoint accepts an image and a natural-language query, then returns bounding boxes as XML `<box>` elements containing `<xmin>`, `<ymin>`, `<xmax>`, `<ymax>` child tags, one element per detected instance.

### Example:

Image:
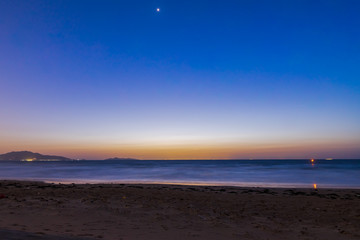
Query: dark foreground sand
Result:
<box><xmin>0</xmin><ymin>181</ymin><xmax>359</xmax><ymax>240</ymax></box>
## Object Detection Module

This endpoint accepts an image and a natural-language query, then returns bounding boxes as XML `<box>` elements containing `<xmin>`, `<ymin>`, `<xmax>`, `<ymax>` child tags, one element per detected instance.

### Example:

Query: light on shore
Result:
<box><xmin>23</xmin><ymin>158</ymin><xmax>36</xmax><ymax>162</ymax></box>
<box><xmin>313</xmin><ymin>184</ymin><xmax>317</xmax><ymax>189</ymax></box>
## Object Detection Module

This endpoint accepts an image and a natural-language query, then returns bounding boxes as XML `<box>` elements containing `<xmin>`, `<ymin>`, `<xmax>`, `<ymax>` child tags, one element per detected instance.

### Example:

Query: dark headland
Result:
<box><xmin>0</xmin><ymin>151</ymin><xmax>139</xmax><ymax>161</ymax></box>
<box><xmin>0</xmin><ymin>151</ymin><xmax>73</xmax><ymax>161</ymax></box>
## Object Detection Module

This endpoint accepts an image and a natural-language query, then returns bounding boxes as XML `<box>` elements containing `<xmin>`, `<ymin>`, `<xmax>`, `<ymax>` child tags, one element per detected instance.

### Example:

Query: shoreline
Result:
<box><xmin>1</xmin><ymin>178</ymin><xmax>360</xmax><ymax>189</ymax></box>
<box><xmin>0</xmin><ymin>180</ymin><xmax>359</xmax><ymax>239</ymax></box>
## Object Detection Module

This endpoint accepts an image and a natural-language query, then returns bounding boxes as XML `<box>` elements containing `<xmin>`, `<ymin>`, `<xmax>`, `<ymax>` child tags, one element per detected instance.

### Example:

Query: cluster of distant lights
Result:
<box><xmin>23</xmin><ymin>158</ymin><xmax>36</xmax><ymax>162</ymax></box>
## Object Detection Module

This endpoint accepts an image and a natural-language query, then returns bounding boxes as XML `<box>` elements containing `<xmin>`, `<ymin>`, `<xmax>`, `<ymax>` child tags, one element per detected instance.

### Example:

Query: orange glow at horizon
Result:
<box><xmin>1</xmin><ymin>138</ymin><xmax>359</xmax><ymax>160</ymax></box>
<box><xmin>313</xmin><ymin>183</ymin><xmax>317</xmax><ymax>189</ymax></box>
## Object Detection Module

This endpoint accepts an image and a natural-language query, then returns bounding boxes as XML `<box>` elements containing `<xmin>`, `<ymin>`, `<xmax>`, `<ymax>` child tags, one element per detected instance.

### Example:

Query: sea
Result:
<box><xmin>0</xmin><ymin>159</ymin><xmax>359</xmax><ymax>188</ymax></box>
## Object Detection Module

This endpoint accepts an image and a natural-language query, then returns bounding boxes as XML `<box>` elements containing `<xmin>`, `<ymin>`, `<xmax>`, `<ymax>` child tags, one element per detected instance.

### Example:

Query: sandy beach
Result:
<box><xmin>0</xmin><ymin>181</ymin><xmax>359</xmax><ymax>240</ymax></box>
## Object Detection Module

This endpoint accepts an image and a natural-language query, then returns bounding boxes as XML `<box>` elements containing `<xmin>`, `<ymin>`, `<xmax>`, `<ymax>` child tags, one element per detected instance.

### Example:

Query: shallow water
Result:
<box><xmin>0</xmin><ymin>160</ymin><xmax>359</xmax><ymax>188</ymax></box>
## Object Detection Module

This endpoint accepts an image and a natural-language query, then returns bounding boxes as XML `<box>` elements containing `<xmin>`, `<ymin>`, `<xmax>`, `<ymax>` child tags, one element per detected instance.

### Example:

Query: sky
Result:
<box><xmin>0</xmin><ymin>0</ymin><xmax>359</xmax><ymax>159</ymax></box>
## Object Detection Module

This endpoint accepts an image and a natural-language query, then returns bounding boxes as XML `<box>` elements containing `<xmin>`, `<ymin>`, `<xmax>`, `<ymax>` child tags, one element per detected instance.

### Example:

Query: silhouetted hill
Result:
<box><xmin>103</xmin><ymin>157</ymin><xmax>139</xmax><ymax>161</ymax></box>
<box><xmin>0</xmin><ymin>151</ymin><xmax>73</xmax><ymax>161</ymax></box>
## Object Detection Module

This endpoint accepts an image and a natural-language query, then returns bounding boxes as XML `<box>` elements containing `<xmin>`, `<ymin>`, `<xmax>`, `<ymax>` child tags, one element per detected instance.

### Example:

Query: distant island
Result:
<box><xmin>0</xmin><ymin>151</ymin><xmax>73</xmax><ymax>161</ymax></box>
<box><xmin>0</xmin><ymin>151</ymin><xmax>139</xmax><ymax>161</ymax></box>
<box><xmin>103</xmin><ymin>157</ymin><xmax>139</xmax><ymax>161</ymax></box>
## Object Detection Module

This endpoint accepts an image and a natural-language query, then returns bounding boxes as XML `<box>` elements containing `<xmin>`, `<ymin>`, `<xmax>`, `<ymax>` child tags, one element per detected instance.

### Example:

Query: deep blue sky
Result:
<box><xmin>1</xmin><ymin>0</ymin><xmax>359</xmax><ymax>159</ymax></box>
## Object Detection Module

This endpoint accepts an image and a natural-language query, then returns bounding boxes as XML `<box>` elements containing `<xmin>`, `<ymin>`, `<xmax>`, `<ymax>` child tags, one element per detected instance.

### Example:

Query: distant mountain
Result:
<box><xmin>103</xmin><ymin>157</ymin><xmax>139</xmax><ymax>161</ymax></box>
<box><xmin>0</xmin><ymin>151</ymin><xmax>73</xmax><ymax>161</ymax></box>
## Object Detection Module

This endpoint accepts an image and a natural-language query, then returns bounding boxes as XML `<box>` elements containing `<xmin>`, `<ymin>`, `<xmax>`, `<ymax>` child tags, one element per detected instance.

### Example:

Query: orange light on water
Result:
<box><xmin>311</xmin><ymin>158</ymin><xmax>315</xmax><ymax>163</ymax></box>
<box><xmin>313</xmin><ymin>184</ymin><xmax>317</xmax><ymax>189</ymax></box>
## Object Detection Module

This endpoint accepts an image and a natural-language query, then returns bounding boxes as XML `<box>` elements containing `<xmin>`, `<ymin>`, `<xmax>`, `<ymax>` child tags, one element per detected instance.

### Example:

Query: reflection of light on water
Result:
<box><xmin>311</xmin><ymin>159</ymin><xmax>317</xmax><ymax>189</ymax></box>
<box><xmin>326</xmin><ymin>158</ymin><xmax>333</xmax><ymax>160</ymax></box>
<box><xmin>3</xmin><ymin>159</ymin><xmax>359</xmax><ymax>189</ymax></box>
<box><xmin>310</xmin><ymin>158</ymin><xmax>315</xmax><ymax>167</ymax></box>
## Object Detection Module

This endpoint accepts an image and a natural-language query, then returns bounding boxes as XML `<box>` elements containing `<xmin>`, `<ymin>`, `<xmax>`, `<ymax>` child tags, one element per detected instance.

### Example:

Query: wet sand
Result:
<box><xmin>0</xmin><ymin>180</ymin><xmax>359</xmax><ymax>240</ymax></box>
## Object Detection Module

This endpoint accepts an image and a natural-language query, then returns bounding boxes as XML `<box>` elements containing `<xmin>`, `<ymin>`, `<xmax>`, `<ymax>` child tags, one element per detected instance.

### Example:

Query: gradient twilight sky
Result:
<box><xmin>0</xmin><ymin>0</ymin><xmax>359</xmax><ymax>159</ymax></box>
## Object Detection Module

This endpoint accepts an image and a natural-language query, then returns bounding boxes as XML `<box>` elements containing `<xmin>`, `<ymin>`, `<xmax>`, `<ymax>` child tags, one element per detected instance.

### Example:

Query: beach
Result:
<box><xmin>0</xmin><ymin>181</ymin><xmax>359</xmax><ymax>240</ymax></box>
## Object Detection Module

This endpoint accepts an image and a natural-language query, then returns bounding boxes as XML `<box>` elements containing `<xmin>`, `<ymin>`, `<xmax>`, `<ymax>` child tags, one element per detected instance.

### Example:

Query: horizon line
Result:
<box><xmin>1</xmin><ymin>151</ymin><xmax>359</xmax><ymax>161</ymax></box>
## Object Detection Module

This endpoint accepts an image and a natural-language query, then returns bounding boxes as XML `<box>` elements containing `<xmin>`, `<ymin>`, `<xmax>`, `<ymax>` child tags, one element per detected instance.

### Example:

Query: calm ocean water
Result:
<box><xmin>0</xmin><ymin>160</ymin><xmax>359</xmax><ymax>188</ymax></box>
